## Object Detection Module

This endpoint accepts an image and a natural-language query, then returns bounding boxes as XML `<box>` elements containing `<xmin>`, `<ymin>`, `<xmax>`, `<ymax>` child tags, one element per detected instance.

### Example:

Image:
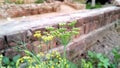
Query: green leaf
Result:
<box><xmin>13</xmin><ymin>54</ymin><xmax>21</xmax><ymax>63</ymax></box>
<box><xmin>88</xmin><ymin>51</ymin><xmax>95</xmax><ymax>58</ymax></box>
<box><xmin>69</xmin><ymin>61</ymin><xmax>78</xmax><ymax>68</ymax></box>
<box><xmin>2</xmin><ymin>56</ymin><xmax>10</xmax><ymax>65</ymax></box>
<box><xmin>110</xmin><ymin>64</ymin><xmax>116</xmax><ymax>68</ymax></box>
<box><xmin>96</xmin><ymin>53</ymin><xmax>103</xmax><ymax>59</ymax></box>
<box><xmin>10</xmin><ymin>61</ymin><xmax>15</xmax><ymax>66</ymax></box>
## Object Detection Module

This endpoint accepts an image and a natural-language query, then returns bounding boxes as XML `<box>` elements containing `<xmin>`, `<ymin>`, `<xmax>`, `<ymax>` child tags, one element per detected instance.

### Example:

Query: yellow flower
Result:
<box><xmin>59</xmin><ymin>23</ymin><xmax>66</xmax><ymax>26</ymax></box>
<box><xmin>46</xmin><ymin>54</ymin><xmax>51</xmax><ymax>59</ymax></box>
<box><xmin>20</xmin><ymin>58</ymin><xmax>24</xmax><ymax>62</ymax></box>
<box><xmin>34</xmin><ymin>31</ymin><xmax>41</xmax><ymax>38</ymax></box>
<box><xmin>45</xmin><ymin>26</ymin><xmax>55</xmax><ymax>31</ymax></box>
<box><xmin>51</xmin><ymin>66</ymin><xmax>54</xmax><ymax>68</ymax></box>
<box><xmin>59</xmin><ymin>57</ymin><xmax>61</xmax><ymax>60</ymax></box>
<box><xmin>66</xmin><ymin>64</ymin><xmax>69</xmax><ymax>68</ymax></box>
<box><xmin>35</xmin><ymin>65</ymin><xmax>39</xmax><ymax>68</ymax></box>
<box><xmin>42</xmin><ymin>35</ymin><xmax>54</xmax><ymax>42</ymax></box>
<box><xmin>39</xmin><ymin>52</ymin><xmax>44</xmax><ymax>56</ymax></box>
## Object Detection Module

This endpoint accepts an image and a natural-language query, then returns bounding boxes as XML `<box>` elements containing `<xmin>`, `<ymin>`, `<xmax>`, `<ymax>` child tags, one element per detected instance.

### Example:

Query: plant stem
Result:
<box><xmin>64</xmin><ymin>46</ymin><xmax>67</xmax><ymax>58</ymax></box>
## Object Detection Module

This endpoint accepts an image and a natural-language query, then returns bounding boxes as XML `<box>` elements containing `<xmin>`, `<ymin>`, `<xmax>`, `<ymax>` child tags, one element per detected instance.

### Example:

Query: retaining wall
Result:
<box><xmin>0</xmin><ymin>6</ymin><xmax>120</xmax><ymax>60</ymax></box>
<box><xmin>0</xmin><ymin>2</ymin><xmax>85</xmax><ymax>19</ymax></box>
<box><xmin>0</xmin><ymin>2</ymin><xmax>61</xmax><ymax>18</ymax></box>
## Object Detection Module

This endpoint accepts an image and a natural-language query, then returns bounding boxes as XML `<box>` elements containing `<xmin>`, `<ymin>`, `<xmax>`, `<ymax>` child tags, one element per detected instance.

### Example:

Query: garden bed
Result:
<box><xmin>0</xmin><ymin>5</ymin><xmax>120</xmax><ymax>68</ymax></box>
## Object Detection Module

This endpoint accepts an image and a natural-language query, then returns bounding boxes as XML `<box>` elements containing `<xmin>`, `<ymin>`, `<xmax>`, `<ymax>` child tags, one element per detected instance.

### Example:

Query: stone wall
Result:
<box><xmin>0</xmin><ymin>2</ymin><xmax>85</xmax><ymax>19</ymax></box>
<box><xmin>0</xmin><ymin>0</ymin><xmax>36</xmax><ymax>3</ymax></box>
<box><xmin>0</xmin><ymin>6</ymin><xmax>120</xmax><ymax>60</ymax></box>
<box><xmin>0</xmin><ymin>2</ymin><xmax>61</xmax><ymax>18</ymax></box>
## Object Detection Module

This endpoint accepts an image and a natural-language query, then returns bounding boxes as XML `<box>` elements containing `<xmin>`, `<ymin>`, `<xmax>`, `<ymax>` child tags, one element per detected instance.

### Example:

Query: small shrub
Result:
<box><xmin>35</xmin><ymin>0</ymin><xmax>44</xmax><ymax>3</ymax></box>
<box><xmin>78</xmin><ymin>47</ymin><xmax>120</xmax><ymax>68</ymax></box>
<box><xmin>1</xmin><ymin>54</ymin><xmax>21</xmax><ymax>68</ymax></box>
<box><xmin>15</xmin><ymin>0</ymin><xmax>24</xmax><ymax>4</ymax></box>
<box><xmin>86</xmin><ymin>3</ymin><xmax>102</xmax><ymax>9</ymax></box>
<box><xmin>16</xmin><ymin>51</ymin><xmax>77</xmax><ymax>68</ymax></box>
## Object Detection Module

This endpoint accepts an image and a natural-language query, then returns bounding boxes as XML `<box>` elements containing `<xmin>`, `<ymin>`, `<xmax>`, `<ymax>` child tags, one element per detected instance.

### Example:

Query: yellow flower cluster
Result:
<box><xmin>59</xmin><ymin>23</ymin><xmax>66</xmax><ymax>26</ymax></box>
<box><xmin>16</xmin><ymin>51</ymin><xmax>71</xmax><ymax>68</ymax></box>
<box><xmin>46</xmin><ymin>53</ymin><xmax>51</xmax><ymax>59</ymax></box>
<box><xmin>42</xmin><ymin>35</ymin><xmax>54</xmax><ymax>42</ymax></box>
<box><xmin>18</xmin><ymin>56</ymin><xmax>32</xmax><ymax>63</ymax></box>
<box><xmin>34</xmin><ymin>31</ymin><xmax>41</xmax><ymax>38</ymax></box>
<box><xmin>51</xmin><ymin>65</ymin><xmax>54</xmax><ymax>68</ymax></box>
<box><xmin>35</xmin><ymin>65</ymin><xmax>39</xmax><ymax>68</ymax></box>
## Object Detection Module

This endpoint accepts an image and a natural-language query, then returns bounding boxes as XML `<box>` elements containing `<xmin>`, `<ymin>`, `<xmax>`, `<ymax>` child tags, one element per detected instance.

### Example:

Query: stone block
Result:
<box><xmin>94</xmin><ymin>15</ymin><xmax>99</xmax><ymax>21</ymax></box>
<box><xmin>5</xmin><ymin>48</ymin><xmax>21</xmax><ymax>59</ymax></box>
<box><xmin>0</xmin><ymin>37</ymin><xmax>7</xmax><ymax>50</ymax></box>
<box><xmin>32</xmin><ymin>40</ymin><xmax>55</xmax><ymax>53</ymax></box>
<box><xmin>75</xmin><ymin>19</ymin><xmax>85</xmax><ymax>27</ymax></box>
<box><xmin>99</xmin><ymin>14</ymin><xmax>105</xmax><ymax>27</ymax></box>
<box><xmin>79</xmin><ymin>26</ymin><xmax>84</xmax><ymax>35</ymax></box>
<box><xmin>68</xmin><ymin>39</ymin><xmax>86</xmax><ymax>60</ymax></box>
<box><xmin>119</xmin><ymin>14</ymin><xmax>120</xmax><ymax>19</ymax></box>
<box><xmin>83</xmin><ymin>17</ymin><xmax>91</xmax><ymax>24</ymax></box>
<box><xmin>7</xmin><ymin>31</ymin><xmax>28</xmax><ymax>47</ymax></box>
<box><xmin>113</xmin><ymin>0</ymin><xmax>120</xmax><ymax>6</ymax></box>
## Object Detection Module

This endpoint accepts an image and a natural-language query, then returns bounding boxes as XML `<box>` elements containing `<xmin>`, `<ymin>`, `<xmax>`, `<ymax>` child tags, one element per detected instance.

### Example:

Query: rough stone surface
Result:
<box><xmin>0</xmin><ymin>37</ymin><xmax>6</xmax><ymax>50</ymax></box>
<box><xmin>0</xmin><ymin>2</ymin><xmax>61</xmax><ymax>18</ymax></box>
<box><xmin>64</xmin><ymin>2</ymin><xmax>86</xmax><ymax>9</ymax></box>
<box><xmin>0</xmin><ymin>2</ymin><xmax>85</xmax><ymax>18</ymax></box>
<box><xmin>48</xmin><ymin>21</ymin><xmax>120</xmax><ymax>62</ymax></box>
<box><xmin>89</xmin><ymin>25</ymin><xmax>120</xmax><ymax>60</ymax></box>
<box><xmin>0</xmin><ymin>6</ymin><xmax>120</xmax><ymax>60</ymax></box>
<box><xmin>4</xmin><ymin>48</ymin><xmax>22</xmax><ymax>59</ymax></box>
<box><xmin>113</xmin><ymin>0</ymin><xmax>120</xmax><ymax>6</ymax></box>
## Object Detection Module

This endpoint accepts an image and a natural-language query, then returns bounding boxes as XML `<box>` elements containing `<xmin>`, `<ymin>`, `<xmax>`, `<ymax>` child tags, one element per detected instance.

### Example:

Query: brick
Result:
<box><xmin>0</xmin><ymin>37</ymin><xmax>6</xmax><ymax>50</ymax></box>
<box><xmin>94</xmin><ymin>20</ymin><xmax>99</xmax><ymax>29</ymax></box>
<box><xmin>75</xmin><ymin>19</ymin><xmax>85</xmax><ymax>27</ymax></box>
<box><xmin>94</xmin><ymin>15</ymin><xmax>99</xmax><ymax>21</ymax></box>
<box><xmin>0</xmin><ymin>2</ymin><xmax>62</xmax><ymax>18</ymax></box>
<box><xmin>99</xmin><ymin>14</ymin><xmax>105</xmax><ymax>27</ymax></box>
<box><xmin>32</xmin><ymin>41</ymin><xmax>45</xmax><ymax>53</ymax></box>
<box><xmin>5</xmin><ymin>48</ymin><xmax>21</xmax><ymax>59</ymax></box>
<box><xmin>84</xmin><ymin>23</ymin><xmax>90</xmax><ymax>34</ymax></box>
<box><xmin>79</xmin><ymin>26</ymin><xmax>84</xmax><ymax>36</ymax></box>
<box><xmin>7</xmin><ymin>31</ymin><xmax>28</xmax><ymax>47</ymax></box>
<box><xmin>84</xmin><ymin>17</ymin><xmax>90</xmax><ymax>24</ymax></box>
<box><xmin>68</xmin><ymin>39</ymin><xmax>86</xmax><ymax>60</ymax></box>
<box><xmin>89</xmin><ymin>22</ymin><xmax>96</xmax><ymax>31</ymax></box>
<box><xmin>9</xmin><ymin>42</ymin><xmax>17</xmax><ymax>47</ymax></box>
<box><xmin>31</xmin><ymin>9</ymin><xmax>38</xmax><ymax>15</ymax></box>
<box><xmin>26</xmin><ymin>43</ymin><xmax>34</xmax><ymax>51</ymax></box>
<box><xmin>119</xmin><ymin>14</ymin><xmax>120</xmax><ymax>19</ymax></box>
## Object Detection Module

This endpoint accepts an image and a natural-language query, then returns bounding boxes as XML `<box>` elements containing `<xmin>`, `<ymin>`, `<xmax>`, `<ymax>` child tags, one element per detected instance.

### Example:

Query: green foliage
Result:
<box><xmin>110</xmin><ymin>47</ymin><xmax>120</xmax><ymax>68</ymax></box>
<box><xmin>80</xmin><ymin>59</ymin><xmax>93</xmax><ymax>68</ymax></box>
<box><xmin>2</xmin><ymin>56</ymin><xmax>10</xmax><ymax>66</ymax></box>
<box><xmin>4</xmin><ymin>0</ymin><xmax>24</xmax><ymax>4</ymax></box>
<box><xmin>73</xmin><ymin>0</ymin><xmax>86</xmax><ymax>4</ymax></box>
<box><xmin>86</xmin><ymin>3</ymin><xmax>102</xmax><ymax>9</ymax></box>
<box><xmin>16</xmin><ymin>51</ymin><xmax>77</xmax><ymax>68</ymax></box>
<box><xmin>78</xmin><ymin>48</ymin><xmax>120</xmax><ymax>68</ymax></box>
<box><xmin>2</xmin><ymin>54</ymin><xmax>21</xmax><ymax>68</ymax></box>
<box><xmin>88</xmin><ymin>51</ymin><xmax>110</xmax><ymax>68</ymax></box>
<box><xmin>35</xmin><ymin>0</ymin><xmax>44</xmax><ymax>3</ymax></box>
<box><xmin>0</xmin><ymin>55</ymin><xmax>3</xmax><ymax>68</ymax></box>
<box><xmin>15</xmin><ymin>21</ymin><xmax>79</xmax><ymax>68</ymax></box>
<box><xmin>15</xmin><ymin>0</ymin><xmax>24</xmax><ymax>4</ymax></box>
